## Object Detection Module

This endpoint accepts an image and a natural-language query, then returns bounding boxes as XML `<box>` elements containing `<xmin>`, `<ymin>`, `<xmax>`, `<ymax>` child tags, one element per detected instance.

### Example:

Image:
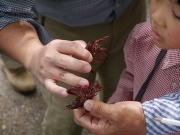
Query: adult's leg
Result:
<box><xmin>98</xmin><ymin>0</ymin><xmax>146</xmax><ymax>102</ymax></box>
<box><xmin>41</xmin><ymin>1</ymin><xmax>146</xmax><ymax>134</ymax></box>
<box><xmin>81</xmin><ymin>1</ymin><xmax>146</xmax><ymax>134</ymax></box>
<box><xmin>41</xmin><ymin>17</ymin><xmax>114</xmax><ymax>135</ymax></box>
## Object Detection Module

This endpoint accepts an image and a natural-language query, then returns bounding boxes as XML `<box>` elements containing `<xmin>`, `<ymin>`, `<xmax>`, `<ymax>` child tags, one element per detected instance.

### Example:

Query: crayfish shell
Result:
<box><xmin>65</xmin><ymin>80</ymin><xmax>103</xmax><ymax>109</ymax></box>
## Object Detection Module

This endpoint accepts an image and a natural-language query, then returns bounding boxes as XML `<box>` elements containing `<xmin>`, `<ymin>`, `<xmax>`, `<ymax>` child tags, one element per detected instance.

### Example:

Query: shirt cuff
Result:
<box><xmin>142</xmin><ymin>91</ymin><xmax>180</xmax><ymax>135</ymax></box>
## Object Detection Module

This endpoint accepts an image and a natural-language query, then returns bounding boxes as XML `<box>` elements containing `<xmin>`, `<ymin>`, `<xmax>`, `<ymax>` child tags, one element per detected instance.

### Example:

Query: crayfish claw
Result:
<box><xmin>65</xmin><ymin>80</ymin><xmax>103</xmax><ymax>109</ymax></box>
<box><xmin>86</xmin><ymin>36</ymin><xmax>109</xmax><ymax>67</ymax></box>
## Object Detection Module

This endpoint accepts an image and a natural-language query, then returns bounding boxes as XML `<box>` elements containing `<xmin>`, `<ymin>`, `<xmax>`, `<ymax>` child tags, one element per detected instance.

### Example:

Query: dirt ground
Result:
<box><xmin>0</xmin><ymin>58</ymin><xmax>47</xmax><ymax>135</ymax></box>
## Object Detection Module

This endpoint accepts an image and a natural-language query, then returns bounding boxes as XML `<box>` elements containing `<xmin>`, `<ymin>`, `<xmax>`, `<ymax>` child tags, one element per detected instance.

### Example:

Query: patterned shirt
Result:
<box><xmin>35</xmin><ymin>0</ymin><xmax>133</xmax><ymax>26</ymax></box>
<box><xmin>0</xmin><ymin>0</ymin><xmax>133</xmax><ymax>48</ymax></box>
<box><xmin>108</xmin><ymin>22</ymin><xmax>180</xmax><ymax>135</ymax></box>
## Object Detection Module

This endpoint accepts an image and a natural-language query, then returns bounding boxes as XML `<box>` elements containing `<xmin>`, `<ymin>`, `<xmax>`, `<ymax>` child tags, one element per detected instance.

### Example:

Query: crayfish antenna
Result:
<box><xmin>96</xmin><ymin>36</ymin><xmax>109</xmax><ymax>43</ymax></box>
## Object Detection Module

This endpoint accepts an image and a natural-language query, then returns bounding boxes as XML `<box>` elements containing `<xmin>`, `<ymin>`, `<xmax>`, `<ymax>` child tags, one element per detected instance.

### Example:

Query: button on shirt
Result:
<box><xmin>108</xmin><ymin>22</ymin><xmax>180</xmax><ymax>135</ymax></box>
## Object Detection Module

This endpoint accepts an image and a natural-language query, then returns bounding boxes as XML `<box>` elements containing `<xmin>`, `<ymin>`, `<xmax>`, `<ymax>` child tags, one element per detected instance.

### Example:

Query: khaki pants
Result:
<box><xmin>1</xmin><ymin>0</ymin><xmax>146</xmax><ymax>135</ymax></box>
<box><xmin>41</xmin><ymin>1</ymin><xmax>146</xmax><ymax>135</ymax></box>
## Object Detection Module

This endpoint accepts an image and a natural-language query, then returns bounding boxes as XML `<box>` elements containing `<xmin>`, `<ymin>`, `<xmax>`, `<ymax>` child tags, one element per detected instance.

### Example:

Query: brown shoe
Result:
<box><xmin>3</xmin><ymin>66</ymin><xmax>36</xmax><ymax>95</ymax></box>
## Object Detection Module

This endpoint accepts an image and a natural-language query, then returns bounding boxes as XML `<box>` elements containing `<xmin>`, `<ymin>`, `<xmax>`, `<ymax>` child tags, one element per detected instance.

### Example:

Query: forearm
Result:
<box><xmin>142</xmin><ymin>91</ymin><xmax>180</xmax><ymax>135</ymax></box>
<box><xmin>0</xmin><ymin>22</ymin><xmax>43</xmax><ymax>70</ymax></box>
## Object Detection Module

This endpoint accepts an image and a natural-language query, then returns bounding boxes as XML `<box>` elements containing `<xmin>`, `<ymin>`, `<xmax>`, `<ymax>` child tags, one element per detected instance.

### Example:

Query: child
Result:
<box><xmin>73</xmin><ymin>0</ymin><xmax>180</xmax><ymax>135</ymax></box>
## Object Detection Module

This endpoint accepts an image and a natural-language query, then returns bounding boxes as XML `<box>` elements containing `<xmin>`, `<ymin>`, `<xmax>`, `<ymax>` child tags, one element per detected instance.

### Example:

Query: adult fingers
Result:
<box><xmin>41</xmin><ymin>66</ymin><xmax>89</xmax><ymax>87</ymax></box>
<box><xmin>52</xmin><ymin>40</ymin><xmax>92</xmax><ymax>62</ymax></box>
<box><xmin>73</xmin><ymin>108</ymin><xmax>101</xmax><ymax>129</ymax></box>
<box><xmin>84</xmin><ymin>100</ymin><xmax>114</xmax><ymax>120</ymax></box>
<box><xmin>44</xmin><ymin>78</ymin><xmax>68</xmax><ymax>97</ymax></box>
<box><xmin>52</xmin><ymin>53</ymin><xmax>92</xmax><ymax>73</ymax></box>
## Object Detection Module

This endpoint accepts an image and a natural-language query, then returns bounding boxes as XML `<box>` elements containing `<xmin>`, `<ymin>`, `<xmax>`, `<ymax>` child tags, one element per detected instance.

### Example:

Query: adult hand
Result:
<box><xmin>0</xmin><ymin>22</ymin><xmax>92</xmax><ymax>97</ymax></box>
<box><xmin>28</xmin><ymin>39</ymin><xmax>92</xmax><ymax>97</ymax></box>
<box><xmin>74</xmin><ymin>100</ymin><xmax>146</xmax><ymax>135</ymax></box>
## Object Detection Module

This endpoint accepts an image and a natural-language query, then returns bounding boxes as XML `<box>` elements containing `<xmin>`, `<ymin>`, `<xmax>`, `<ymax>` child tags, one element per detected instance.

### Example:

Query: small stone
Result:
<box><xmin>21</xmin><ymin>130</ymin><xmax>27</xmax><ymax>134</ymax></box>
<box><xmin>13</xmin><ymin>121</ymin><xmax>20</xmax><ymax>126</ymax></box>
<box><xmin>16</xmin><ymin>108</ymin><xmax>19</xmax><ymax>112</ymax></box>
<box><xmin>21</xmin><ymin>105</ymin><xmax>25</xmax><ymax>109</ymax></box>
<box><xmin>26</xmin><ymin>108</ymin><xmax>30</xmax><ymax>113</ymax></box>
<box><xmin>2</xmin><ymin>124</ymin><xmax>7</xmax><ymax>130</ymax></box>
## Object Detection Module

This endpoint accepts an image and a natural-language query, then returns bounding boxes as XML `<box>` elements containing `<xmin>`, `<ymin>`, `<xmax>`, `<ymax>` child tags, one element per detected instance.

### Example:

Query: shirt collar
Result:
<box><xmin>162</xmin><ymin>49</ymin><xmax>180</xmax><ymax>69</ymax></box>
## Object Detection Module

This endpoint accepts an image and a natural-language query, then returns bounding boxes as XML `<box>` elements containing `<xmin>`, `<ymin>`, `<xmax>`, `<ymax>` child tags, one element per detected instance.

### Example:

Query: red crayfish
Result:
<box><xmin>65</xmin><ymin>36</ymin><xmax>109</xmax><ymax>109</ymax></box>
<box><xmin>66</xmin><ymin>80</ymin><xmax>103</xmax><ymax>109</ymax></box>
<box><xmin>86</xmin><ymin>36</ymin><xmax>109</xmax><ymax>65</ymax></box>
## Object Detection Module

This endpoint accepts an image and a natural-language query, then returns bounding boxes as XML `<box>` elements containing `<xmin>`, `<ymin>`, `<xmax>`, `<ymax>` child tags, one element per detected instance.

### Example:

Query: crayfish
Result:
<box><xmin>86</xmin><ymin>36</ymin><xmax>109</xmax><ymax>65</ymax></box>
<box><xmin>66</xmin><ymin>80</ymin><xmax>103</xmax><ymax>109</ymax></box>
<box><xmin>65</xmin><ymin>36</ymin><xmax>108</xmax><ymax>109</ymax></box>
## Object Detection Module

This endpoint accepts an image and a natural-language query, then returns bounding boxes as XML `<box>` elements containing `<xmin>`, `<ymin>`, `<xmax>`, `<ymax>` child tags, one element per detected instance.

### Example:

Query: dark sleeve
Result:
<box><xmin>0</xmin><ymin>0</ymin><xmax>52</xmax><ymax>45</ymax></box>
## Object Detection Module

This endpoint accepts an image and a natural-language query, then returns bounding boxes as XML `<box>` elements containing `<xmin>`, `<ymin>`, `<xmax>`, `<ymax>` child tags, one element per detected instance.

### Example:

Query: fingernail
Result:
<box><xmin>84</xmin><ymin>100</ymin><xmax>93</xmax><ymax>111</ymax></box>
<box><xmin>60</xmin><ymin>91</ymin><xmax>68</xmax><ymax>97</ymax></box>
<box><xmin>79</xmin><ymin>80</ymin><xmax>87</xmax><ymax>87</ymax></box>
<box><xmin>88</xmin><ymin>55</ymin><xmax>93</xmax><ymax>62</ymax></box>
<box><xmin>84</xmin><ymin>65</ymin><xmax>91</xmax><ymax>72</ymax></box>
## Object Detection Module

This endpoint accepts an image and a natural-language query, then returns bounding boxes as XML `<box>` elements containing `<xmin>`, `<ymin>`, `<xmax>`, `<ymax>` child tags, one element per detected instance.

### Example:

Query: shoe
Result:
<box><xmin>3</xmin><ymin>66</ymin><xmax>36</xmax><ymax>95</ymax></box>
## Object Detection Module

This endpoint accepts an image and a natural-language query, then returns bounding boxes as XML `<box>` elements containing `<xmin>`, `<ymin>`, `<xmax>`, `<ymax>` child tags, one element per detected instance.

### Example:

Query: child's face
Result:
<box><xmin>150</xmin><ymin>0</ymin><xmax>180</xmax><ymax>49</ymax></box>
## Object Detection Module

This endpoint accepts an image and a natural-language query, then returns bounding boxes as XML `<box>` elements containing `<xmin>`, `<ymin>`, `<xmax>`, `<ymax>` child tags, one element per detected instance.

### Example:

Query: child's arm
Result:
<box><xmin>142</xmin><ymin>91</ymin><xmax>180</xmax><ymax>135</ymax></box>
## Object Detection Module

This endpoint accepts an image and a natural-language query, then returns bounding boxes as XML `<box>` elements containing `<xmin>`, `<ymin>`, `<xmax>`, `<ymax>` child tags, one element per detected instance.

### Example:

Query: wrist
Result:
<box><xmin>22</xmin><ymin>40</ymin><xmax>43</xmax><ymax>72</ymax></box>
<box><xmin>0</xmin><ymin>22</ymin><xmax>43</xmax><ymax>72</ymax></box>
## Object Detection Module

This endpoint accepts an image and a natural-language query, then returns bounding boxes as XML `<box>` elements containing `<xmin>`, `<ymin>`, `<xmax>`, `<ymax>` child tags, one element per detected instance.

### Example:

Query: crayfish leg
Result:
<box><xmin>94</xmin><ymin>48</ymin><xmax>109</xmax><ymax>56</ymax></box>
<box><xmin>66</xmin><ymin>86</ymin><xmax>84</xmax><ymax>96</ymax></box>
<box><xmin>95</xmin><ymin>36</ymin><xmax>108</xmax><ymax>44</ymax></box>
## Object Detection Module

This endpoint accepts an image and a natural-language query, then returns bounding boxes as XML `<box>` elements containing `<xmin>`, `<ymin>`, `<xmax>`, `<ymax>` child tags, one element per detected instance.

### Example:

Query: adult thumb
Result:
<box><xmin>84</xmin><ymin>99</ymin><xmax>110</xmax><ymax>117</ymax></box>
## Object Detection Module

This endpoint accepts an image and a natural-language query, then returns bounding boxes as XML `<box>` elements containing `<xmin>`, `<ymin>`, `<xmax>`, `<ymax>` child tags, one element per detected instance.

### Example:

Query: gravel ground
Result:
<box><xmin>0</xmin><ymin>58</ymin><xmax>47</xmax><ymax>135</ymax></box>
<box><xmin>0</xmin><ymin>1</ymin><xmax>150</xmax><ymax>135</ymax></box>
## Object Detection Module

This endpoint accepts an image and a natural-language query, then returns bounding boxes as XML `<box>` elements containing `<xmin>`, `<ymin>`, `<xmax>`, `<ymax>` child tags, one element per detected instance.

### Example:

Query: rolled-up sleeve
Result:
<box><xmin>142</xmin><ymin>91</ymin><xmax>180</xmax><ymax>135</ymax></box>
<box><xmin>0</xmin><ymin>0</ymin><xmax>52</xmax><ymax>45</ymax></box>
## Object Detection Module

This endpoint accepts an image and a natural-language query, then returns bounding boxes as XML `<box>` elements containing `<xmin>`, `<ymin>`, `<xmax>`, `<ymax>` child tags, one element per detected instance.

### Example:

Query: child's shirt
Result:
<box><xmin>108</xmin><ymin>22</ymin><xmax>180</xmax><ymax>103</ymax></box>
<box><xmin>108</xmin><ymin>22</ymin><xmax>180</xmax><ymax>135</ymax></box>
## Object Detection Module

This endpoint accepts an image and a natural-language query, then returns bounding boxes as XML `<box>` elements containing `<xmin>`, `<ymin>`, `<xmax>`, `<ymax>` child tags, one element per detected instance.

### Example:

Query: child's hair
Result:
<box><xmin>178</xmin><ymin>0</ymin><xmax>180</xmax><ymax>5</ymax></box>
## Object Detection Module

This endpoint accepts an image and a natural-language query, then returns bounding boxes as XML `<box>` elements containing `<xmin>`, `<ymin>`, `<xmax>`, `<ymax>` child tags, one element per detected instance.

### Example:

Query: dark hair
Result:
<box><xmin>178</xmin><ymin>0</ymin><xmax>180</xmax><ymax>5</ymax></box>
